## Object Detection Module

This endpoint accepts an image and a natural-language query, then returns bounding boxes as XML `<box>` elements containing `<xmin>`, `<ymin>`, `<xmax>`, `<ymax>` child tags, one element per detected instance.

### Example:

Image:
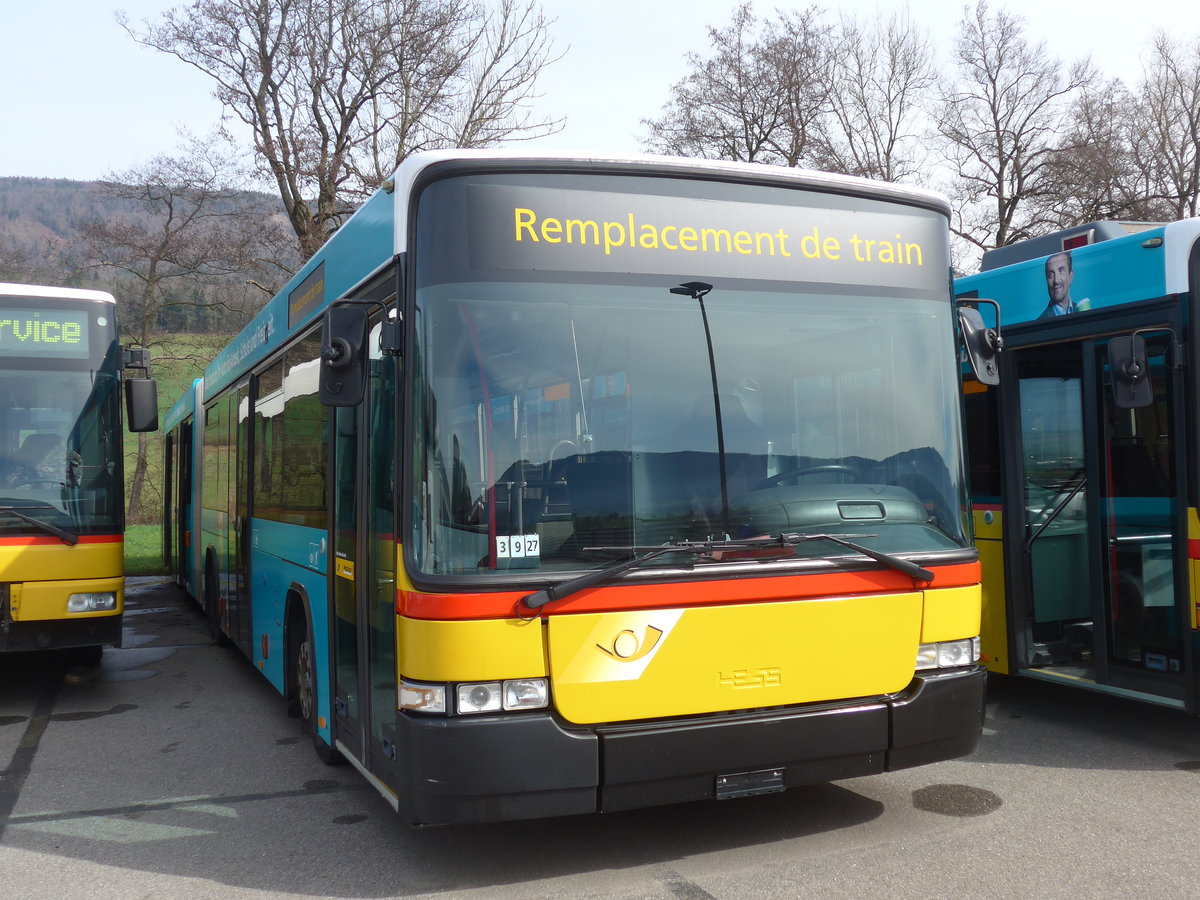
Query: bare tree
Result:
<box><xmin>1041</xmin><ymin>78</ymin><xmax>1164</xmax><ymax>224</ymax></box>
<box><xmin>820</xmin><ymin>9</ymin><xmax>937</xmax><ymax>183</ymax></box>
<box><xmin>1129</xmin><ymin>32</ymin><xmax>1200</xmax><ymax>219</ymax></box>
<box><xmin>78</xmin><ymin>134</ymin><xmax>283</xmax><ymax>520</ymax></box>
<box><xmin>0</xmin><ymin>236</ymin><xmax>52</xmax><ymax>285</ymax></box>
<box><xmin>122</xmin><ymin>0</ymin><xmax>560</xmax><ymax>261</ymax></box>
<box><xmin>936</xmin><ymin>0</ymin><xmax>1094</xmax><ymax>253</ymax></box>
<box><xmin>1021</xmin><ymin>33</ymin><xmax>1200</xmax><ymax>227</ymax></box>
<box><xmin>641</xmin><ymin>3</ymin><xmax>831</xmax><ymax>167</ymax></box>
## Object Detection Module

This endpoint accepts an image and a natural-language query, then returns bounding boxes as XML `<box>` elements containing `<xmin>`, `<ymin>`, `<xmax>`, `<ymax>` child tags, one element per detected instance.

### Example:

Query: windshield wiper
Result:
<box><xmin>518</xmin><ymin>532</ymin><xmax>934</xmax><ymax>613</ymax></box>
<box><xmin>0</xmin><ymin>506</ymin><xmax>79</xmax><ymax>545</ymax></box>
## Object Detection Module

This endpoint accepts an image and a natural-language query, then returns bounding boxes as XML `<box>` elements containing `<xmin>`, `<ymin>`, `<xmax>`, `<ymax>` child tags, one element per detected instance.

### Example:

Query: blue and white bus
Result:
<box><xmin>958</xmin><ymin>219</ymin><xmax>1200</xmax><ymax>711</ymax></box>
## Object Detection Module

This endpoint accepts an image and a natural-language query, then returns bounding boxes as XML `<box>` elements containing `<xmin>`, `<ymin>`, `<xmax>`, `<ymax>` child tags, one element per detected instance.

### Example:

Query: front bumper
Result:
<box><xmin>389</xmin><ymin>665</ymin><xmax>987</xmax><ymax>825</ymax></box>
<box><xmin>0</xmin><ymin>613</ymin><xmax>123</xmax><ymax>652</ymax></box>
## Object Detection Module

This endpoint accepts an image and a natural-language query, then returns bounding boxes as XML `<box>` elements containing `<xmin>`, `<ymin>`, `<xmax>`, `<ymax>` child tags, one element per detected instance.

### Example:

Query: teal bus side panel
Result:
<box><xmin>958</xmin><ymin>227</ymin><xmax>1168</xmax><ymax>324</ymax></box>
<box><xmin>249</xmin><ymin>517</ymin><xmax>333</xmax><ymax>744</ymax></box>
<box><xmin>205</xmin><ymin>187</ymin><xmax>397</xmax><ymax>399</ymax></box>
<box><xmin>181</xmin><ymin>497</ymin><xmax>196</xmax><ymax>590</ymax></box>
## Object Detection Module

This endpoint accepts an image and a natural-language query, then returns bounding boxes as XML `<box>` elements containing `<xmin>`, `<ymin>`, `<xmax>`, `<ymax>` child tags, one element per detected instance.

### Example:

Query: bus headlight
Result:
<box><xmin>66</xmin><ymin>592</ymin><xmax>117</xmax><ymax>613</ymax></box>
<box><xmin>457</xmin><ymin>681</ymin><xmax>502</xmax><ymax>714</ymax></box>
<box><xmin>399</xmin><ymin>680</ymin><xmax>446</xmax><ymax>713</ymax></box>
<box><xmin>401</xmin><ymin>677</ymin><xmax>549</xmax><ymax>715</ymax></box>
<box><xmin>503</xmin><ymin>678</ymin><xmax>549</xmax><ymax>710</ymax></box>
<box><xmin>916</xmin><ymin>638</ymin><xmax>980</xmax><ymax>670</ymax></box>
<box><xmin>457</xmin><ymin>678</ymin><xmax>550</xmax><ymax>714</ymax></box>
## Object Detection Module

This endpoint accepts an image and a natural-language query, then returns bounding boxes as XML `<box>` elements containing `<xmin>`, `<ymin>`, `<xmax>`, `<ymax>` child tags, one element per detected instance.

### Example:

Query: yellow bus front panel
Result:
<box><xmin>396</xmin><ymin>583</ymin><xmax>981</xmax><ymax>726</ymax></box>
<box><xmin>547</xmin><ymin>592</ymin><xmax>923</xmax><ymax>724</ymax></box>
<box><xmin>0</xmin><ymin>536</ymin><xmax>123</xmax><ymax>583</ymax></box>
<box><xmin>973</xmin><ymin>507</ymin><xmax>1009</xmax><ymax>674</ymax></box>
<box><xmin>398</xmin><ymin>615</ymin><xmax>547</xmax><ymax>682</ymax></box>
<box><xmin>0</xmin><ymin>537</ymin><xmax>124</xmax><ymax>651</ymax></box>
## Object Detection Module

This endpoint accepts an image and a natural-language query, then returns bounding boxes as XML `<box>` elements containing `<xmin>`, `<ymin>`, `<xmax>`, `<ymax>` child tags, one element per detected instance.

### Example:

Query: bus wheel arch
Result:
<box><xmin>285</xmin><ymin>588</ymin><xmax>343</xmax><ymax>765</ymax></box>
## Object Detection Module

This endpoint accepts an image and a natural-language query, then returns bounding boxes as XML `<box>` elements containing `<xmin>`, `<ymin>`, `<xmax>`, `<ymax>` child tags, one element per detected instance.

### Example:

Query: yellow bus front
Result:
<box><xmin>0</xmin><ymin>536</ymin><xmax>124</xmax><ymax>653</ymax></box>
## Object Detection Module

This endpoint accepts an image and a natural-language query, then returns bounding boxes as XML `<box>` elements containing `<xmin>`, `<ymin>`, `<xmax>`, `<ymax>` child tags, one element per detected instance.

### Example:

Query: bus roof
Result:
<box><xmin>956</xmin><ymin>218</ymin><xmax>1200</xmax><ymax>326</ymax></box>
<box><xmin>163</xmin><ymin>378</ymin><xmax>202</xmax><ymax>433</ymax></box>
<box><xmin>385</xmin><ymin>149</ymin><xmax>953</xmax><ymax>236</ymax></box>
<box><xmin>202</xmin><ymin>150</ymin><xmax>953</xmax><ymax>398</ymax></box>
<box><xmin>978</xmin><ymin>221</ymin><xmax>1164</xmax><ymax>271</ymax></box>
<box><xmin>0</xmin><ymin>282</ymin><xmax>116</xmax><ymax>304</ymax></box>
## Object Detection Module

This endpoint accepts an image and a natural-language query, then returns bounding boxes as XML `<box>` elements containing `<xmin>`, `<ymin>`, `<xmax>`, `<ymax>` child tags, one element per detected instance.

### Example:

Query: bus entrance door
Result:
<box><xmin>331</xmin><ymin>317</ymin><xmax>400</xmax><ymax>781</ymax></box>
<box><xmin>1011</xmin><ymin>333</ymin><xmax>1188</xmax><ymax>707</ymax></box>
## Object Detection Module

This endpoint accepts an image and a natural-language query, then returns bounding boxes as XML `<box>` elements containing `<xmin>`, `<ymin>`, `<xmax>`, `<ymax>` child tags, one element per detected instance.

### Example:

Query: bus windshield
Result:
<box><xmin>0</xmin><ymin>313</ymin><xmax>123</xmax><ymax>537</ymax></box>
<box><xmin>411</xmin><ymin>279</ymin><xmax>969</xmax><ymax>577</ymax></box>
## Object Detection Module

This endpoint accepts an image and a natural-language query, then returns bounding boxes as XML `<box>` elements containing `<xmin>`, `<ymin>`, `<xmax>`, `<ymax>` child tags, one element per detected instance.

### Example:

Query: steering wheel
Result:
<box><xmin>548</xmin><ymin>439</ymin><xmax>580</xmax><ymax>461</ymax></box>
<box><xmin>753</xmin><ymin>464</ymin><xmax>859</xmax><ymax>489</ymax></box>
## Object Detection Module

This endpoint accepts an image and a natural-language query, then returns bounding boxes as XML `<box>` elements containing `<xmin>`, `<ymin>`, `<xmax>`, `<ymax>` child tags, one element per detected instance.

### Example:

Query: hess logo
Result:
<box><xmin>596</xmin><ymin>625</ymin><xmax>664</xmax><ymax>662</ymax></box>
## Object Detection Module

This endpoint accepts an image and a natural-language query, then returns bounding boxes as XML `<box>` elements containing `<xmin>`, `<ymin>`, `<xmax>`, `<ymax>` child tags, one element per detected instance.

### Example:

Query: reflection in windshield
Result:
<box><xmin>411</xmin><ymin>282</ymin><xmax>969</xmax><ymax>576</ymax></box>
<box><xmin>0</xmin><ymin>366</ymin><xmax>121</xmax><ymax>536</ymax></box>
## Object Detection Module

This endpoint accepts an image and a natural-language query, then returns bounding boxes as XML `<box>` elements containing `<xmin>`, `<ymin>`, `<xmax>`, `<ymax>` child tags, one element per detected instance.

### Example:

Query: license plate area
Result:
<box><xmin>715</xmin><ymin>767</ymin><xmax>785</xmax><ymax>800</ymax></box>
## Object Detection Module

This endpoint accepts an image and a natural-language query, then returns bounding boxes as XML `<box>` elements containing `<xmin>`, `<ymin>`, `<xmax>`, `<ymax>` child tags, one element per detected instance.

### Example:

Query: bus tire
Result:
<box><xmin>287</xmin><ymin>599</ymin><xmax>344</xmax><ymax>766</ymax></box>
<box><xmin>203</xmin><ymin>551</ymin><xmax>232</xmax><ymax>647</ymax></box>
<box><xmin>71</xmin><ymin>645</ymin><xmax>103</xmax><ymax>666</ymax></box>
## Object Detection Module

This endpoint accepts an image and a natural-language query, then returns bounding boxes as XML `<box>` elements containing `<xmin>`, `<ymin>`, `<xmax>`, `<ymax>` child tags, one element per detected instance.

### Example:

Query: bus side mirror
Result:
<box><xmin>957</xmin><ymin>300</ymin><xmax>1002</xmax><ymax>386</ymax></box>
<box><xmin>319</xmin><ymin>305</ymin><xmax>369</xmax><ymax>406</ymax></box>
<box><xmin>1109</xmin><ymin>334</ymin><xmax>1153</xmax><ymax>409</ymax></box>
<box><xmin>125</xmin><ymin>378</ymin><xmax>159</xmax><ymax>432</ymax></box>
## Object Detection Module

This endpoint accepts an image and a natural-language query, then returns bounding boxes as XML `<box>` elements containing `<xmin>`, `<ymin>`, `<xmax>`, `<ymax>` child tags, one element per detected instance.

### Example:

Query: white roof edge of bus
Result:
<box><xmin>199</xmin><ymin>150</ymin><xmax>952</xmax><ymax>399</ymax></box>
<box><xmin>0</xmin><ymin>281</ymin><xmax>116</xmax><ymax>303</ymax></box>
<box><xmin>1163</xmin><ymin>218</ymin><xmax>1200</xmax><ymax>295</ymax></box>
<box><xmin>163</xmin><ymin>377</ymin><xmax>204</xmax><ymax>432</ymax></box>
<box><xmin>385</xmin><ymin>149</ymin><xmax>953</xmax><ymax>256</ymax></box>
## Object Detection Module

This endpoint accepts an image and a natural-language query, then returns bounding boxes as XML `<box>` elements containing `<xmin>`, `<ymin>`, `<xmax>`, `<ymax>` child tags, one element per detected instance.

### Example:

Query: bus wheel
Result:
<box><xmin>203</xmin><ymin>553</ymin><xmax>232</xmax><ymax>647</ymax></box>
<box><xmin>289</xmin><ymin>608</ymin><xmax>344</xmax><ymax>766</ymax></box>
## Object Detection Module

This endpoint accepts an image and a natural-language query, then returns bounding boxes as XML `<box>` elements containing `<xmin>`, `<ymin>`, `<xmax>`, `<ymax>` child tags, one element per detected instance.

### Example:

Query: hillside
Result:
<box><xmin>0</xmin><ymin>177</ymin><xmax>116</xmax><ymax>284</ymax></box>
<box><xmin>0</xmin><ymin>176</ymin><xmax>297</xmax><ymax>335</ymax></box>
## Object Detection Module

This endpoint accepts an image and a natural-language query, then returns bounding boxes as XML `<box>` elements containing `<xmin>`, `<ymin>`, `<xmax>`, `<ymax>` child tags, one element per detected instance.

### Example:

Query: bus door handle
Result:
<box><xmin>1108</xmin><ymin>534</ymin><xmax>1172</xmax><ymax>546</ymax></box>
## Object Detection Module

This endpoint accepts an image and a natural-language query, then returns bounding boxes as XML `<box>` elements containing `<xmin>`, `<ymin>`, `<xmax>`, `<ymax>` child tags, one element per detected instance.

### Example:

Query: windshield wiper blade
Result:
<box><xmin>0</xmin><ymin>506</ymin><xmax>78</xmax><ymax>545</ymax></box>
<box><xmin>779</xmin><ymin>532</ymin><xmax>934</xmax><ymax>583</ymax></box>
<box><xmin>520</xmin><ymin>545</ymin><xmax>684</xmax><ymax>612</ymax></box>
<box><xmin>518</xmin><ymin>533</ymin><xmax>933</xmax><ymax>613</ymax></box>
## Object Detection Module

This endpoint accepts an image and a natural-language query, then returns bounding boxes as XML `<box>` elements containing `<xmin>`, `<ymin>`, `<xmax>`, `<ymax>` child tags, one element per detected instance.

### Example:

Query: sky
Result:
<box><xmin>4</xmin><ymin>0</ymin><xmax>1200</xmax><ymax>181</ymax></box>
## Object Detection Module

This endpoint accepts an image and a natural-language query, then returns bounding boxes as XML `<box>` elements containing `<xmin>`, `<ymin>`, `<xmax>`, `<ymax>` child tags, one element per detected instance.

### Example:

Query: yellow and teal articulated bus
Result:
<box><xmin>958</xmin><ymin>220</ymin><xmax>1200</xmax><ymax>711</ymax></box>
<box><xmin>0</xmin><ymin>282</ymin><xmax>157</xmax><ymax>660</ymax></box>
<box><xmin>163</xmin><ymin>150</ymin><xmax>987</xmax><ymax>825</ymax></box>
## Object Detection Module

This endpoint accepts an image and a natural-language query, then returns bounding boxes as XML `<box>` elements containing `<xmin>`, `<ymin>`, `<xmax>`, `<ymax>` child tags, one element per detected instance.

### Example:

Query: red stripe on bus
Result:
<box><xmin>0</xmin><ymin>534</ymin><xmax>122</xmax><ymax>546</ymax></box>
<box><xmin>398</xmin><ymin>561</ymin><xmax>982</xmax><ymax>620</ymax></box>
<box><xmin>1190</xmin><ymin>539</ymin><xmax>1200</xmax><ymax>560</ymax></box>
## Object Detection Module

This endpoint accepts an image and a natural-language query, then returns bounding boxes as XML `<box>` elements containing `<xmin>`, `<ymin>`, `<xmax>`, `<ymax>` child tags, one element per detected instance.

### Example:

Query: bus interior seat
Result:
<box><xmin>6</xmin><ymin>431</ymin><xmax>62</xmax><ymax>482</ymax></box>
<box><xmin>18</xmin><ymin>431</ymin><xmax>62</xmax><ymax>462</ymax></box>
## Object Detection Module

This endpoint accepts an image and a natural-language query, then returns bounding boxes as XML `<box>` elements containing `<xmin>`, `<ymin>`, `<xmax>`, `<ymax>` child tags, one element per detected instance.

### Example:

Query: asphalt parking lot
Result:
<box><xmin>3</xmin><ymin>576</ymin><xmax>1200</xmax><ymax>899</ymax></box>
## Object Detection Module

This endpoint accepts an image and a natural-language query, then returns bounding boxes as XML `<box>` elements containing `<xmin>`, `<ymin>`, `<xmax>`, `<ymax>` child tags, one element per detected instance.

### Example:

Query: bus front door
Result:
<box><xmin>1011</xmin><ymin>333</ymin><xmax>1189</xmax><ymax>707</ymax></box>
<box><xmin>331</xmin><ymin>316</ymin><xmax>400</xmax><ymax>783</ymax></box>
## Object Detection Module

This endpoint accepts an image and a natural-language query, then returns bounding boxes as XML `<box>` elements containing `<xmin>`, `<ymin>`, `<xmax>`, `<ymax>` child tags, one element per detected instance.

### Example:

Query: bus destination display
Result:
<box><xmin>460</xmin><ymin>181</ymin><xmax>947</xmax><ymax>294</ymax></box>
<box><xmin>0</xmin><ymin>308</ymin><xmax>91</xmax><ymax>359</ymax></box>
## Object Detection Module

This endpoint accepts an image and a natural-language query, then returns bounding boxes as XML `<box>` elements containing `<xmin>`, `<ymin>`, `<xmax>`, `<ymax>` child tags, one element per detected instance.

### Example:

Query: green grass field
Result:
<box><xmin>125</xmin><ymin>524</ymin><xmax>169</xmax><ymax>575</ymax></box>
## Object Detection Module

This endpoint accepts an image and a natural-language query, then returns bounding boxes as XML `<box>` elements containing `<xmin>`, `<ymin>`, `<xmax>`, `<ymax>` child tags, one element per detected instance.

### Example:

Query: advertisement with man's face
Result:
<box><xmin>956</xmin><ymin>229</ymin><xmax>1168</xmax><ymax>326</ymax></box>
